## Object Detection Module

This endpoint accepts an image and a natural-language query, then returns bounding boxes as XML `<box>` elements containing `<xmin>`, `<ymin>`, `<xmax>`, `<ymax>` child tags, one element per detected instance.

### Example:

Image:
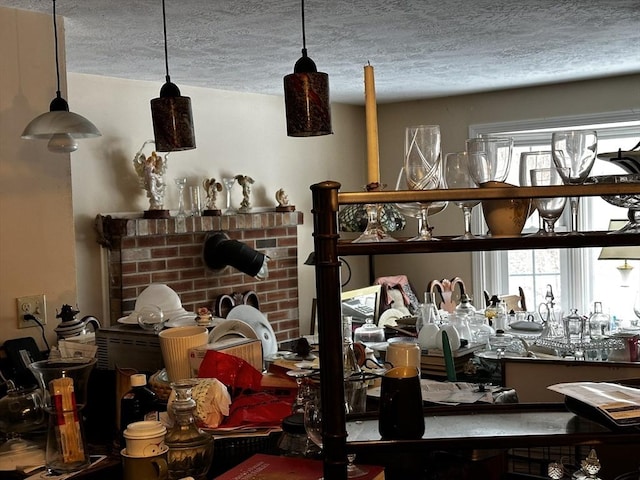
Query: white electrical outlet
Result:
<box><xmin>17</xmin><ymin>294</ymin><xmax>47</xmax><ymax>328</ymax></box>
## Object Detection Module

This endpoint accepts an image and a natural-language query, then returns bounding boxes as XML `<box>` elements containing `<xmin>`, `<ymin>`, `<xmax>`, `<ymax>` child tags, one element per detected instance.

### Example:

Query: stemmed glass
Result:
<box><xmin>304</xmin><ymin>397</ymin><xmax>367</xmax><ymax>478</ymax></box>
<box><xmin>404</xmin><ymin>125</ymin><xmax>443</xmax><ymax>241</ymax></box>
<box><xmin>222</xmin><ymin>177</ymin><xmax>237</xmax><ymax>214</ymax></box>
<box><xmin>444</xmin><ymin>152</ymin><xmax>479</xmax><ymax>239</ymax></box>
<box><xmin>394</xmin><ymin>167</ymin><xmax>446</xmax><ymax>240</ymax></box>
<box><xmin>174</xmin><ymin>177</ymin><xmax>187</xmax><ymax>217</ymax></box>
<box><xmin>519</xmin><ymin>151</ymin><xmax>553</xmax><ymax>234</ymax></box>
<box><xmin>551</xmin><ymin>130</ymin><xmax>598</xmax><ymax>234</ymax></box>
<box><xmin>466</xmin><ymin>136</ymin><xmax>513</xmax><ymax>186</ymax></box>
<box><xmin>530</xmin><ymin>167</ymin><xmax>569</xmax><ymax>236</ymax></box>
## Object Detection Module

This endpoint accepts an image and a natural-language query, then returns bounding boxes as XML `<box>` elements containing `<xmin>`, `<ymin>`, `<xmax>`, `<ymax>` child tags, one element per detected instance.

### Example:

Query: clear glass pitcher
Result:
<box><xmin>28</xmin><ymin>357</ymin><xmax>96</xmax><ymax>474</ymax></box>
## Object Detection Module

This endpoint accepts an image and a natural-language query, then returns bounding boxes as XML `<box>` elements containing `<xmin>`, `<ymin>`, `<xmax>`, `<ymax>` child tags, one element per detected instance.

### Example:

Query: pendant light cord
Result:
<box><xmin>161</xmin><ymin>0</ymin><xmax>171</xmax><ymax>83</ymax></box>
<box><xmin>52</xmin><ymin>0</ymin><xmax>62</xmax><ymax>98</ymax></box>
<box><xmin>300</xmin><ymin>0</ymin><xmax>307</xmax><ymax>55</ymax></box>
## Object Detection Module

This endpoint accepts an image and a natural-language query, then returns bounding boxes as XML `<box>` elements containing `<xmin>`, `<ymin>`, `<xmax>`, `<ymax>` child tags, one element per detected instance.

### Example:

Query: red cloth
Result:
<box><xmin>221</xmin><ymin>392</ymin><xmax>292</xmax><ymax>427</ymax></box>
<box><xmin>198</xmin><ymin>350</ymin><xmax>263</xmax><ymax>395</ymax></box>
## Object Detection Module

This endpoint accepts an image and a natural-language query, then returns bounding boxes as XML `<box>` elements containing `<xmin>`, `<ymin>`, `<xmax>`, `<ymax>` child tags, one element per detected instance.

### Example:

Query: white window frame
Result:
<box><xmin>469</xmin><ymin>110</ymin><xmax>640</xmax><ymax>313</ymax></box>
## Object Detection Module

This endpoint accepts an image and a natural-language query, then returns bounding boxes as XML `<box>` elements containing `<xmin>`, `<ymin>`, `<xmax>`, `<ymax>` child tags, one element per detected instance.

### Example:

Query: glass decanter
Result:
<box><xmin>165</xmin><ymin>379</ymin><xmax>214</xmax><ymax>480</ymax></box>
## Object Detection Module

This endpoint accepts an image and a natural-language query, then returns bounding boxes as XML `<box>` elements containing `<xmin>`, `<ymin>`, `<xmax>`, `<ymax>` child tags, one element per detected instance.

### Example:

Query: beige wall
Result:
<box><xmin>1</xmin><ymin>7</ymin><xmax>77</xmax><ymax>351</ymax></box>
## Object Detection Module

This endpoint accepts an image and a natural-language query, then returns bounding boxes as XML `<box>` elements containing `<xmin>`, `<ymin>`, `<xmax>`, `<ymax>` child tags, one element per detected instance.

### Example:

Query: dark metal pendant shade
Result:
<box><xmin>151</xmin><ymin>80</ymin><xmax>195</xmax><ymax>152</ymax></box>
<box><xmin>284</xmin><ymin>70</ymin><xmax>331</xmax><ymax>137</ymax></box>
<box><xmin>151</xmin><ymin>0</ymin><xmax>196</xmax><ymax>152</ymax></box>
<box><xmin>284</xmin><ymin>0</ymin><xmax>332</xmax><ymax>137</ymax></box>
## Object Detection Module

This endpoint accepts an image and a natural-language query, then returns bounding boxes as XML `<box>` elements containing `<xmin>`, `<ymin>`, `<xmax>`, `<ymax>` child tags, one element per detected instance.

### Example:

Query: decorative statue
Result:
<box><xmin>275</xmin><ymin>188</ymin><xmax>295</xmax><ymax>212</ymax></box>
<box><xmin>133</xmin><ymin>140</ymin><xmax>168</xmax><ymax>215</ymax></box>
<box><xmin>202</xmin><ymin>178</ymin><xmax>223</xmax><ymax>215</ymax></box>
<box><xmin>235</xmin><ymin>174</ymin><xmax>254</xmax><ymax>212</ymax></box>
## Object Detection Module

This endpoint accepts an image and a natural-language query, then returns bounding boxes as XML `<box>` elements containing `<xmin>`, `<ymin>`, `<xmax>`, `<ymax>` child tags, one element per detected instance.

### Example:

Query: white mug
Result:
<box><xmin>386</xmin><ymin>341</ymin><xmax>421</xmax><ymax>374</ymax></box>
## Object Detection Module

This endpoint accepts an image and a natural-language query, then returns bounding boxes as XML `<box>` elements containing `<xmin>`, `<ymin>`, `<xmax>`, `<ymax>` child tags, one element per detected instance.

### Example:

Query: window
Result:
<box><xmin>469</xmin><ymin>111</ymin><xmax>640</xmax><ymax>321</ymax></box>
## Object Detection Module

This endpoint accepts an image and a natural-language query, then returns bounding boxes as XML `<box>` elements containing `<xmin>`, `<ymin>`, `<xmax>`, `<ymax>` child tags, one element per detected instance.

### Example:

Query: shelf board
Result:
<box><xmin>337</xmin><ymin>231</ymin><xmax>640</xmax><ymax>256</ymax></box>
<box><xmin>337</xmin><ymin>183</ymin><xmax>640</xmax><ymax>204</ymax></box>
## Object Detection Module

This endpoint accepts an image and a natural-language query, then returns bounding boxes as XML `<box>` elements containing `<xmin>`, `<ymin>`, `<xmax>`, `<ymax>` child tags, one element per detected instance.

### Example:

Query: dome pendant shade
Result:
<box><xmin>151</xmin><ymin>81</ymin><xmax>195</xmax><ymax>152</ymax></box>
<box><xmin>21</xmin><ymin>110</ymin><xmax>101</xmax><ymax>141</ymax></box>
<box><xmin>284</xmin><ymin>70</ymin><xmax>331</xmax><ymax>137</ymax></box>
<box><xmin>21</xmin><ymin>0</ymin><xmax>101</xmax><ymax>153</ymax></box>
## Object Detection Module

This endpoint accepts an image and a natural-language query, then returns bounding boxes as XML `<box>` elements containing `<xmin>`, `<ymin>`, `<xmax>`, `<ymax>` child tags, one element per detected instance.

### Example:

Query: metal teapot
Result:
<box><xmin>54</xmin><ymin>304</ymin><xmax>100</xmax><ymax>340</ymax></box>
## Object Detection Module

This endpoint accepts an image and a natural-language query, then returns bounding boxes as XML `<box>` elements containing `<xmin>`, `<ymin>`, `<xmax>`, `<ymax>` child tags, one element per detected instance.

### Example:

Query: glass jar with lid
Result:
<box><xmin>353</xmin><ymin>318</ymin><xmax>385</xmax><ymax>345</ymax></box>
<box><xmin>588</xmin><ymin>302</ymin><xmax>611</xmax><ymax>340</ymax></box>
<box><xmin>277</xmin><ymin>412</ymin><xmax>321</xmax><ymax>458</ymax></box>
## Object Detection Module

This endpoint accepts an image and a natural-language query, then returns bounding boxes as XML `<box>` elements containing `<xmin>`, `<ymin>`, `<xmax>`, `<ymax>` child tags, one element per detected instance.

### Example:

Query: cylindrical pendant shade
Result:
<box><xmin>150</xmin><ymin>95</ymin><xmax>196</xmax><ymax>152</ymax></box>
<box><xmin>284</xmin><ymin>71</ymin><xmax>332</xmax><ymax>137</ymax></box>
<box><xmin>22</xmin><ymin>110</ymin><xmax>101</xmax><ymax>140</ymax></box>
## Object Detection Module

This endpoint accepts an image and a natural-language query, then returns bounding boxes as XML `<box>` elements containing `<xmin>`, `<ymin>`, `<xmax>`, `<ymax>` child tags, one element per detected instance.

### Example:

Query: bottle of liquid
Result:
<box><xmin>416</xmin><ymin>292</ymin><xmax>440</xmax><ymax>333</ymax></box>
<box><xmin>588</xmin><ymin>301</ymin><xmax>611</xmax><ymax>340</ymax></box>
<box><xmin>120</xmin><ymin>374</ymin><xmax>159</xmax><ymax>436</ymax></box>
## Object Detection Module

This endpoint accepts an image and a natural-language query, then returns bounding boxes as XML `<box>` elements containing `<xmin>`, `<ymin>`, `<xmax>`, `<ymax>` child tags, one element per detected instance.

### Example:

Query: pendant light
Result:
<box><xmin>150</xmin><ymin>0</ymin><xmax>196</xmax><ymax>152</ymax></box>
<box><xmin>283</xmin><ymin>0</ymin><xmax>332</xmax><ymax>137</ymax></box>
<box><xmin>21</xmin><ymin>0</ymin><xmax>101</xmax><ymax>153</ymax></box>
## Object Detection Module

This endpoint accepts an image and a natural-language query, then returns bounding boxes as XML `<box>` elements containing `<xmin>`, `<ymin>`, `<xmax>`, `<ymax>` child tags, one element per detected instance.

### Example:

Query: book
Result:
<box><xmin>214</xmin><ymin>453</ymin><xmax>385</xmax><ymax>479</ymax></box>
<box><xmin>548</xmin><ymin>381</ymin><xmax>640</xmax><ymax>427</ymax></box>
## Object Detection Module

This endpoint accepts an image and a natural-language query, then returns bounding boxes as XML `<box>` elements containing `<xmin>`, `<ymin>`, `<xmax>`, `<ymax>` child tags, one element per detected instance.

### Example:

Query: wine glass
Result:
<box><xmin>444</xmin><ymin>152</ymin><xmax>480</xmax><ymax>239</ymax></box>
<box><xmin>551</xmin><ymin>130</ymin><xmax>598</xmax><ymax>234</ymax></box>
<box><xmin>404</xmin><ymin>125</ymin><xmax>443</xmax><ymax>241</ymax></box>
<box><xmin>303</xmin><ymin>397</ymin><xmax>368</xmax><ymax>478</ymax></box>
<box><xmin>222</xmin><ymin>177</ymin><xmax>237</xmax><ymax>214</ymax></box>
<box><xmin>466</xmin><ymin>136</ymin><xmax>513</xmax><ymax>186</ymax></box>
<box><xmin>174</xmin><ymin>177</ymin><xmax>187</xmax><ymax>217</ymax></box>
<box><xmin>394</xmin><ymin>167</ymin><xmax>446</xmax><ymax>240</ymax></box>
<box><xmin>519</xmin><ymin>151</ymin><xmax>553</xmax><ymax>234</ymax></box>
<box><xmin>530</xmin><ymin>167</ymin><xmax>569</xmax><ymax>236</ymax></box>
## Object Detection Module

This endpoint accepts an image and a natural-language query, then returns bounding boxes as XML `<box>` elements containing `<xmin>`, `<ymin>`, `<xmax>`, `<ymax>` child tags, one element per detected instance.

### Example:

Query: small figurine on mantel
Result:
<box><xmin>202</xmin><ymin>178</ymin><xmax>223</xmax><ymax>216</ymax></box>
<box><xmin>275</xmin><ymin>188</ymin><xmax>295</xmax><ymax>212</ymax></box>
<box><xmin>235</xmin><ymin>174</ymin><xmax>254</xmax><ymax>212</ymax></box>
<box><xmin>133</xmin><ymin>140</ymin><xmax>170</xmax><ymax>219</ymax></box>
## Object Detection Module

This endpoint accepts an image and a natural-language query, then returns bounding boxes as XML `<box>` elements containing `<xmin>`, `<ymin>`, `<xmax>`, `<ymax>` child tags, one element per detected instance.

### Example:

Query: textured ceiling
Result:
<box><xmin>2</xmin><ymin>0</ymin><xmax>640</xmax><ymax>104</ymax></box>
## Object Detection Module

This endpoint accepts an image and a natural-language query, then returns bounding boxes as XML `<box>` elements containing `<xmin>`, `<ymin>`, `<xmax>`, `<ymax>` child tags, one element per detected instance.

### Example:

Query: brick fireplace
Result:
<box><xmin>96</xmin><ymin>211</ymin><xmax>304</xmax><ymax>343</ymax></box>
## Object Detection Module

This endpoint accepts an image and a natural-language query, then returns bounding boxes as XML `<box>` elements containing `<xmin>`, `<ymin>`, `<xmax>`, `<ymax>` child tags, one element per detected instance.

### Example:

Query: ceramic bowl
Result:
<box><xmin>480</xmin><ymin>182</ymin><xmax>532</xmax><ymax>237</ymax></box>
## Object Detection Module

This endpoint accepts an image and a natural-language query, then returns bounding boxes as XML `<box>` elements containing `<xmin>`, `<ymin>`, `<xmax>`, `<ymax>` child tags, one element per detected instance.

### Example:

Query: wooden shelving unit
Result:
<box><xmin>310</xmin><ymin>180</ymin><xmax>640</xmax><ymax>479</ymax></box>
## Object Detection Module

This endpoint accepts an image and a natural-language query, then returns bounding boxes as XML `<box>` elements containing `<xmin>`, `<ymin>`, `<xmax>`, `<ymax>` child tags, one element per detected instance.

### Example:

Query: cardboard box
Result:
<box><xmin>189</xmin><ymin>338</ymin><xmax>263</xmax><ymax>376</ymax></box>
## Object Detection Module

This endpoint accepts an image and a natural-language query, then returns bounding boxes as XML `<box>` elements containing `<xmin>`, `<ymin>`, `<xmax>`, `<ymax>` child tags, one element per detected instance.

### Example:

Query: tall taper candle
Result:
<box><xmin>364</xmin><ymin>63</ymin><xmax>380</xmax><ymax>185</ymax></box>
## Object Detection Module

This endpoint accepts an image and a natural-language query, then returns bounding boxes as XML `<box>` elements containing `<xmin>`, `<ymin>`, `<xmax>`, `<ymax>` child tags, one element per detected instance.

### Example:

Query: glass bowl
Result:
<box><xmin>587</xmin><ymin>174</ymin><xmax>640</xmax><ymax>233</ymax></box>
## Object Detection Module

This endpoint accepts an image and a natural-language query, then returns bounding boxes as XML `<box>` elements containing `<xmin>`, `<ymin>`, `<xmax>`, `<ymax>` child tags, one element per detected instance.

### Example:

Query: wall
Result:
<box><xmin>374</xmin><ymin>74</ymin><xmax>640</xmax><ymax>302</ymax></box>
<box><xmin>0</xmin><ymin>7</ymin><xmax>78</xmax><ymax>352</ymax></box>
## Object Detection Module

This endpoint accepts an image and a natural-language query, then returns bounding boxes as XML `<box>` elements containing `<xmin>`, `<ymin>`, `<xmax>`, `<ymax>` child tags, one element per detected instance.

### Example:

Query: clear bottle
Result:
<box><xmin>588</xmin><ymin>302</ymin><xmax>611</xmax><ymax>340</ymax></box>
<box><xmin>165</xmin><ymin>379</ymin><xmax>214</xmax><ymax>480</ymax></box>
<box><xmin>416</xmin><ymin>292</ymin><xmax>440</xmax><ymax>333</ymax></box>
<box><xmin>455</xmin><ymin>293</ymin><xmax>476</xmax><ymax>317</ymax></box>
<box><xmin>485</xmin><ymin>295</ymin><xmax>506</xmax><ymax>330</ymax></box>
<box><xmin>120</xmin><ymin>374</ymin><xmax>159</xmax><ymax>437</ymax></box>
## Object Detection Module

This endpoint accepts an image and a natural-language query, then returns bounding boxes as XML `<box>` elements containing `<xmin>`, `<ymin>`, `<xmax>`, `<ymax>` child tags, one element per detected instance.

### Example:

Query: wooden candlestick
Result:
<box><xmin>364</xmin><ymin>63</ymin><xmax>380</xmax><ymax>186</ymax></box>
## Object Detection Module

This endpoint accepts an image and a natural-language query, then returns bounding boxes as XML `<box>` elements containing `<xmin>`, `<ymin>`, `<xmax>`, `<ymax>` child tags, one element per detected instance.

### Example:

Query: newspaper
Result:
<box><xmin>548</xmin><ymin>382</ymin><xmax>640</xmax><ymax>427</ymax></box>
<box><xmin>368</xmin><ymin>379</ymin><xmax>494</xmax><ymax>405</ymax></box>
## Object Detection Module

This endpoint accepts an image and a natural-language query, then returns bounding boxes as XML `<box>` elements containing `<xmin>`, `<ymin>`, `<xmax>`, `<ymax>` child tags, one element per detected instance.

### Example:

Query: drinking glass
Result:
<box><xmin>530</xmin><ymin>167</ymin><xmax>569</xmax><ymax>236</ymax></box>
<box><xmin>221</xmin><ymin>177</ymin><xmax>237</xmax><ymax>214</ymax></box>
<box><xmin>519</xmin><ymin>151</ymin><xmax>553</xmax><ymax>234</ymax></box>
<box><xmin>303</xmin><ymin>396</ymin><xmax>367</xmax><ymax>478</ymax></box>
<box><xmin>404</xmin><ymin>125</ymin><xmax>443</xmax><ymax>241</ymax></box>
<box><xmin>444</xmin><ymin>152</ymin><xmax>479</xmax><ymax>239</ymax></box>
<box><xmin>174</xmin><ymin>177</ymin><xmax>187</xmax><ymax>217</ymax></box>
<box><xmin>465</xmin><ymin>136</ymin><xmax>513</xmax><ymax>185</ymax></box>
<box><xmin>394</xmin><ymin>167</ymin><xmax>446</xmax><ymax>240</ymax></box>
<box><xmin>551</xmin><ymin>130</ymin><xmax>598</xmax><ymax>234</ymax></box>
<box><xmin>189</xmin><ymin>186</ymin><xmax>201</xmax><ymax>216</ymax></box>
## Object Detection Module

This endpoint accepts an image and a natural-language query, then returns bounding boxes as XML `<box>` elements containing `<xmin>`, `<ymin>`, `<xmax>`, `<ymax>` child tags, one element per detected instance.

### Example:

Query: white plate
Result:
<box><xmin>118</xmin><ymin>311</ymin><xmax>197</xmax><ymax>326</ymax></box>
<box><xmin>208</xmin><ymin>319</ymin><xmax>259</xmax><ymax>344</ymax></box>
<box><xmin>227</xmin><ymin>305</ymin><xmax>278</xmax><ymax>356</ymax></box>
<box><xmin>475</xmin><ymin>350</ymin><xmax>525</xmax><ymax>361</ymax></box>
<box><xmin>165</xmin><ymin>314</ymin><xmax>225</xmax><ymax>328</ymax></box>
<box><xmin>377</xmin><ymin>308</ymin><xmax>405</xmax><ymax>328</ymax></box>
